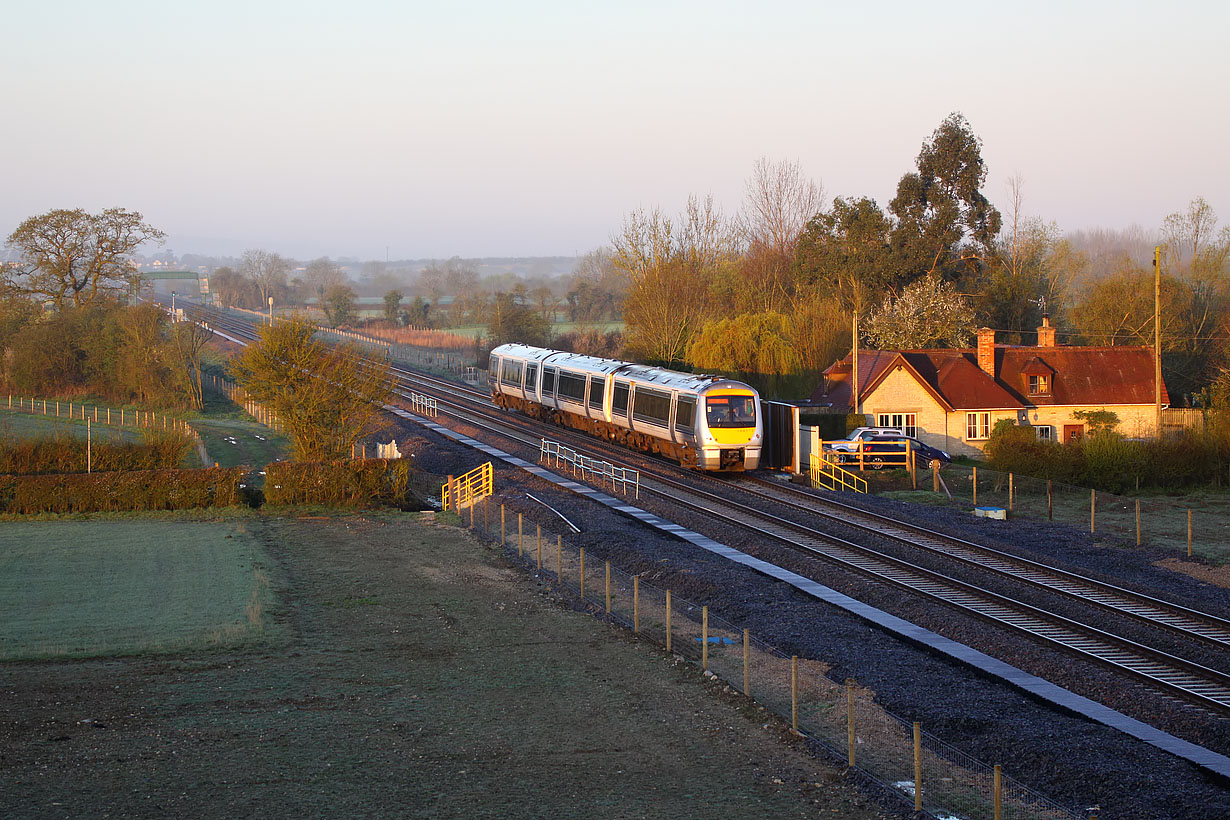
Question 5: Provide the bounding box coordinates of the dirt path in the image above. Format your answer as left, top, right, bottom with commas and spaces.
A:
0, 513, 898, 819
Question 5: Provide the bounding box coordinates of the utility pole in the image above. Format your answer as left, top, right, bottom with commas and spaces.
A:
1154, 246, 1162, 438
852, 311, 860, 420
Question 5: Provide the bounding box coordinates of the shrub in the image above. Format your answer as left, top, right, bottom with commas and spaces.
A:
0, 466, 246, 514
263, 459, 415, 508
0, 431, 194, 474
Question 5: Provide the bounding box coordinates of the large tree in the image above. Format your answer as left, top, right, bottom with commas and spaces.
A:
3, 208, 164, 309
228, 318, 393, 461
889, 113, 1002, 285
240, 249, 290, 311
794, 196, 900, 314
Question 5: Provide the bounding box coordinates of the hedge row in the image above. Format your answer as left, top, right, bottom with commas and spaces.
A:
0, 433, 194, 474
0, 466, 248, 514
264, 459, 414, 508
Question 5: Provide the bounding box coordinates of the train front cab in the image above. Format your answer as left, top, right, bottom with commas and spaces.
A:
696, 387, 762, 470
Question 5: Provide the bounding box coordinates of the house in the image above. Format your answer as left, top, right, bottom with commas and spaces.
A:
810, 318, 1169, 457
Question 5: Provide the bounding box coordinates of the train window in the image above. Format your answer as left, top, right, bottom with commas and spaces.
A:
557, 371, 586, 402
500, 359, 523, 386
706, 395, 757, 427
588, 377, 604, 410
675, 395, 695, 433
632, 388, 671, 426
525, 363, 537, 391
542, 367, 556, 396
612, 381, 630, 417
489, 355, 499, 375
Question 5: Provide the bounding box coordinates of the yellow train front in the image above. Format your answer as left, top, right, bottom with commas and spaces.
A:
489, 344, 762, 471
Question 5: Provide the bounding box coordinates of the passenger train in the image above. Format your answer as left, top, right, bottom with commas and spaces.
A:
488, 343, 762, 471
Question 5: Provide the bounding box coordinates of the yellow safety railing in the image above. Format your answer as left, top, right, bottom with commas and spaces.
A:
442, 462, 494, 511
810, 451, 868, 494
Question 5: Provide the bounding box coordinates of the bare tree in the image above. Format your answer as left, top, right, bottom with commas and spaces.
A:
738, 159, 825, 313
303, 257, 346, 302
170, 316, 215, 410
4, 208, 164, 309
240, 249, 290, 311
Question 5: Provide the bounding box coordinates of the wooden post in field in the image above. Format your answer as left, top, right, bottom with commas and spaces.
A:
910, 447, 916, 490
1136, 499, 1141, 545
932, 459, 939, 492
702, 606, 709, 671
555, 532, 561, 583
469, 498, 474, 528
1008, 473, 1014, 511
847, 681, 856, 767
605, 561, 611, 614
913, 722, 923, 812
743, 630, 750, 696
665, 590, 672, 652
1048, 480, 1053, 520
517, 513, 523, 556
791, 656, 798, 732
972, 467, 977, 505
1091, 489, 1096, 533
500, 504, 506, 545
994, 764, 1002, 820
1188, 509, 1193, 557
633, 576, 640, 633
580, 549, 586, 600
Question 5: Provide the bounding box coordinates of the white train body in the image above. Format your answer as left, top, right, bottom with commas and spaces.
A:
489, 343, 762, 471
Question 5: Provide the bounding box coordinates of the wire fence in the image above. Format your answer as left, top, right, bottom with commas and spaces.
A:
930, 464, 1227, 563
453, 498, 1085, 820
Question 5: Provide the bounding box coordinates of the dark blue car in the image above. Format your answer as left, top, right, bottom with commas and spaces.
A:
842, 435, 951, 469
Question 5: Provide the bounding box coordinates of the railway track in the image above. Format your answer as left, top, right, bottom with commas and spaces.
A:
190, 304, 1230, 715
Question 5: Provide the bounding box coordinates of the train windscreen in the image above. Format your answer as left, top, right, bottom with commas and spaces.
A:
706, 395, 757, 428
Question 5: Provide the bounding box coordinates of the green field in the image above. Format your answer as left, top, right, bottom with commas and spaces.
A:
192, 415, 292, 468
0, 519, 281, 660
0, 409, 144, 445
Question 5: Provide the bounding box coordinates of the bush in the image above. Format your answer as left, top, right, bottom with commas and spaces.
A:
263, 459, 415, 508
0, 466, 247, 514
0, 431, 194, 474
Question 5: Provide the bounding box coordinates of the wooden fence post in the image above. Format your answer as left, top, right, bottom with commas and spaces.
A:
518, 513, 524, 556
1135, 499, 1141, 546
1008, 473, 1014, 511
633, 576, 640, 633
605, 561, 611, 614
743, 630, 750, 696
994, 764, 1002, 820
791, 656, 798, 732
913, 722, 923, 812
847, 680, 856, 767
702, 606, 709, 671
555, 532, 561, 583
665, 590, 672, 652
1188, 509, 1193, 558
501, 504, 506, 545
580, 549, 586, 601
972, 466, 977, 505
1091, 489, 1096, 533
1048, 480, 1053, 520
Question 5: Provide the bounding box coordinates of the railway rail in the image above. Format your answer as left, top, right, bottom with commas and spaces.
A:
189, 304, 1230, 716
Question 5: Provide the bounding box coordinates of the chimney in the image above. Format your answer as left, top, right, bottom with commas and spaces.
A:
1037, 314, 1056, 347
977, 327, 996, 378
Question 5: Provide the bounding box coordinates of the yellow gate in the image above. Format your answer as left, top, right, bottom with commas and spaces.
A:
809, 452, 868, 493
442, 462, 494, 510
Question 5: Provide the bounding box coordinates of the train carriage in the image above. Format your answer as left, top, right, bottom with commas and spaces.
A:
489, 344, 762, 471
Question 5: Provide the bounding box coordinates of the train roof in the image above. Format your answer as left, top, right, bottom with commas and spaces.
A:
492, 343, 757, 395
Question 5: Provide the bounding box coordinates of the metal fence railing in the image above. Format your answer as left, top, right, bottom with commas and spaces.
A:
455, 499, 1085, 820
810, 451, 868, 494
540, 439, 640, 498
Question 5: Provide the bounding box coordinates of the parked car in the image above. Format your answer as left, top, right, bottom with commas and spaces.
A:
825, 426, 905, 455
834, 434, 951, 469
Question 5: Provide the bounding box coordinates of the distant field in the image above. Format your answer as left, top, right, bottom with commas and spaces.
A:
0, 410, 142, 444
192, 415, 292, 469
0, 519, 281, 660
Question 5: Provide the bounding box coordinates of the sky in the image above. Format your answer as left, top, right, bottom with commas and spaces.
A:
2, 1, 1227, 261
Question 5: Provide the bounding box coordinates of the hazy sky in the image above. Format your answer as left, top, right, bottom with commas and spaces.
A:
3, 1, 1226, 260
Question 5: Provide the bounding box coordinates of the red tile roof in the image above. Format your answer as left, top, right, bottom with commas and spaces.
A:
812, 344, 1168, 410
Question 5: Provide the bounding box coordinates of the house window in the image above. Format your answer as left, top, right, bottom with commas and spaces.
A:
1035, 425, 1053, 442
1028, 374, 1050, 395
876, 413, 916, 438
966, 412, 991, 440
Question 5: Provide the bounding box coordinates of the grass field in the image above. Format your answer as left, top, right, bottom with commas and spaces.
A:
0, 518, 281, 660
0, 409, 144, 445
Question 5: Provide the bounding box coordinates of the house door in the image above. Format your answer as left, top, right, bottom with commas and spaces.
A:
1063, 424, 1083, 443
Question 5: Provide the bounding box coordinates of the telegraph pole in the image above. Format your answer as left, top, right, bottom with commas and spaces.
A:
1154, 246, 1162, 438
852, 312, 860, 420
